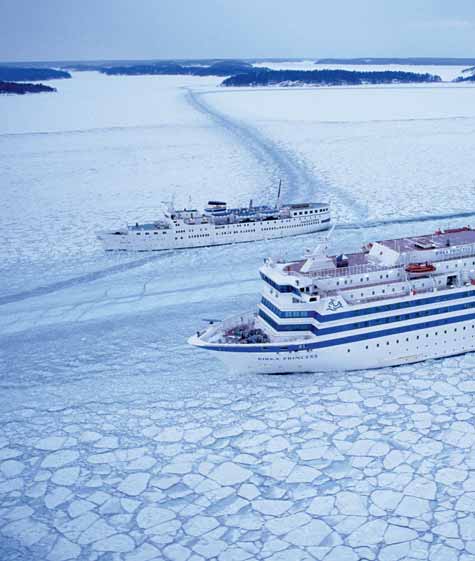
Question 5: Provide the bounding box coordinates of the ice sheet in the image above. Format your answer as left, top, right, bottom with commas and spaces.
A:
207, 83, 475, 223
1, 70, 475, 561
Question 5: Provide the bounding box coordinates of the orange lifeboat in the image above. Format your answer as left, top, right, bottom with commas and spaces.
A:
405, 262, 436, 276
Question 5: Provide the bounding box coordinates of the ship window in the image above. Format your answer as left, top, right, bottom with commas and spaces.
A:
136, 233, 141, 235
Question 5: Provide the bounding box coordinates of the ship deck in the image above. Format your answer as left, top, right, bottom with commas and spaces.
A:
380, 227, 475, 252
284, 227, 475, 278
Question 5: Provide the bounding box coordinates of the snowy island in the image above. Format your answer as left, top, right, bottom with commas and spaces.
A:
456, 67, 475, 82
221, 68, 442, 87
315, 56, 475, 66
0, 67, 71, 81
94, 62, 443, 88
0, 66, 69, 94
99, 60, 253, 77
0, 81, 56, 95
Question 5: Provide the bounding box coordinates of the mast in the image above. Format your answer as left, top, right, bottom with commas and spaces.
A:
276, 179, 282, 209
300, 224, 335, 273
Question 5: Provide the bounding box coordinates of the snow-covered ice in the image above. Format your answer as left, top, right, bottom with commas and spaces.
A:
208, 81, 475, 225
2, 69, 475, 560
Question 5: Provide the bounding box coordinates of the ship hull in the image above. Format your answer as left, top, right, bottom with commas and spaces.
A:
99, 217, 331, 251
191, 317, 475, 374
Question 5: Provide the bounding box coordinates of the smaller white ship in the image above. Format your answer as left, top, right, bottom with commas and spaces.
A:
97, 191, 331, 252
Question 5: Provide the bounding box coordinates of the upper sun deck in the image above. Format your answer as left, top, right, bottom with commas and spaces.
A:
379, 227, 475, 253
283, 226, 475, 280
125, 202, 330, 231
129, 222, 170, 231
286, 202, 329, 210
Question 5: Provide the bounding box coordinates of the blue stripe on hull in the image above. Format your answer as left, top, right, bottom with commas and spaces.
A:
260, 296, 475, 335
260, 290, 475, 321
201, 310, 475, 353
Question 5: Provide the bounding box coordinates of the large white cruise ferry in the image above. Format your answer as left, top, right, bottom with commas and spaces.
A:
190, 226, 475, 373
97, 199, 331, 251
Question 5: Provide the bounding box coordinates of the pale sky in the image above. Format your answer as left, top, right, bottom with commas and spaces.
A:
1, 0, 475, 62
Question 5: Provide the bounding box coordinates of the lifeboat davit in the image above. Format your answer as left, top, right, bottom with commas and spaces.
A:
405, 262, 436, 276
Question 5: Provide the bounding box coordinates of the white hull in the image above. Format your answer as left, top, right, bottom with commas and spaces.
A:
191, 318, 475, 374
99, 213, 331, 251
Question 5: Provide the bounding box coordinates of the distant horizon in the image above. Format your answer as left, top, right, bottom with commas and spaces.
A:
2, 56, 475, 67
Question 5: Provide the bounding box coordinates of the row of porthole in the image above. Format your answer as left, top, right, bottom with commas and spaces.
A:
264, 221, 320, 231
346, 324, 475, 352
295, 209, 328, 215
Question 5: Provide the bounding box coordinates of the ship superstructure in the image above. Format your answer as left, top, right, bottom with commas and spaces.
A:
190, 226, 475, 373
98, 200, 331, 251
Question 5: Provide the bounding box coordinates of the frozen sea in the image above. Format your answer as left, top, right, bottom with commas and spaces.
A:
2, 70, 475, 561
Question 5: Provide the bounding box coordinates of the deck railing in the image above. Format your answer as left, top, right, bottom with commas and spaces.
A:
284, 243, 475, 280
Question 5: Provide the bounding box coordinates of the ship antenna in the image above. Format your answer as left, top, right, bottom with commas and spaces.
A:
300, 224, 335, 273
276, 179, 282, 209
322, 223, 335, 251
